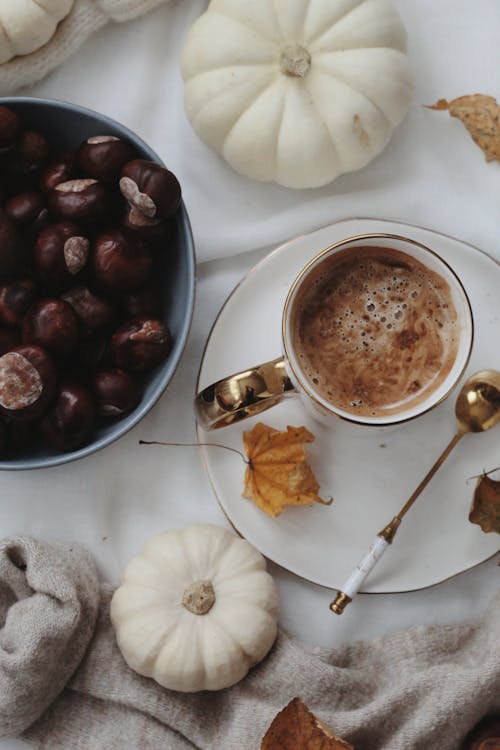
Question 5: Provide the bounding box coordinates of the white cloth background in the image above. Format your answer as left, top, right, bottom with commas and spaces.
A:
1, 2, 500, 747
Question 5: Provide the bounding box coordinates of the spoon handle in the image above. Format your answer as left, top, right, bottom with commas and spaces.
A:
330, 432, 463, 614
329, 516, 401, 614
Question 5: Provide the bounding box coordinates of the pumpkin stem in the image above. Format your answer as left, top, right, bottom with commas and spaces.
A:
280, 44, 311, 78
182, 580, 216, 615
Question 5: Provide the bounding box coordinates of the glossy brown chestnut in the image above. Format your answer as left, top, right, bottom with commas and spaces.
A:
0, 344, 57, 421
0, 420, 7, 454
62, 286, 116, 338
0, 106, 21, 148
7, 418, 40, 451
122, 285, 161, 319
0, 326, 20, 355
47, 179, 112, 224
92, 229, 152, 293
0, 279, 37, 327
0, 106, 21, 149
5, 191, 45, 227
75, 337, 107, 371
92, 368, 140, 416
40, 153, 74, 193
110, 317, 171, 373
22, 299, 79, 358
34, 221, 90, 288
14, 130, 50, 174
0, 209, 23, 279
42, 380, 96, 451
77, 135, 135, 184
122, 203, 170, 247
120, 160, 181, 221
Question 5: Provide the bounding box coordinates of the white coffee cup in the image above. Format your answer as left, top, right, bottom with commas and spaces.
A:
195, 234, 473, 430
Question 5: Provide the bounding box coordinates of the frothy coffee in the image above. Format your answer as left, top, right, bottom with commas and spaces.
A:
292, 246, 460, 418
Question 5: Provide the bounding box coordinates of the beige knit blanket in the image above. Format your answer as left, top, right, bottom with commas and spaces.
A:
0, 536, 499, 749
0, 0, 168, 94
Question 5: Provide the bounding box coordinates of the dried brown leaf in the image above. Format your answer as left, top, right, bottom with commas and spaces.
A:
428, 94, 500, 162
261, 697, 353, 750
242, 423, 331, 518
469, 472, 500, 533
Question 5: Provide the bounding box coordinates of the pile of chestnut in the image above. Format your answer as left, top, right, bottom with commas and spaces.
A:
0, 105, 181, 455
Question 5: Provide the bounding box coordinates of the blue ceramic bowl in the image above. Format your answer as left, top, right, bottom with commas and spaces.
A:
0, 97, 195, 470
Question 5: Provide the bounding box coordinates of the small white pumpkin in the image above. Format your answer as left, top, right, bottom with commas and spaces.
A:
0, 0, 74, 64
110, 524, 279, 692
181, 0, 413, 189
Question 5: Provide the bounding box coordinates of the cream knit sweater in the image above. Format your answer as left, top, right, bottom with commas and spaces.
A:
0, 0, 169, 94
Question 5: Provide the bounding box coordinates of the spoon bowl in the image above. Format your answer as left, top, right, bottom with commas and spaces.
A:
455, 370, 500, 434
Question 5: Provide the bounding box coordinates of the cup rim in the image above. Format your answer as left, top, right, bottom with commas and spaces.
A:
282, 232, 474, 427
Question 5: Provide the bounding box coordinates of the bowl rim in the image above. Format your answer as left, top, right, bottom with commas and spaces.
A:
0, 96, 196, 470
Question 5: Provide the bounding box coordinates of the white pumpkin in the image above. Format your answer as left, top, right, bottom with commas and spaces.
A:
0, 0, 74, 64
110, 524, 279, 692
181, 0, 413, 189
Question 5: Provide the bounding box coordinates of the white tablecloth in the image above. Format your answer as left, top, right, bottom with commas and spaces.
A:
2, 1, 500, 747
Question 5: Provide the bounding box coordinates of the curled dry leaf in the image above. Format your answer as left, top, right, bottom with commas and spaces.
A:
261, 697, 353, 750
469, 470, 500, 534
242, 422, 331, 518
428, 95, 500, 162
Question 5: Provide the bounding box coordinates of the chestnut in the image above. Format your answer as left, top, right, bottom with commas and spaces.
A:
0, 326, 21, 355
77, 135, 135, 184
120, 160, 181, 221
92, 229, 152, 293
22, 299, 79, 359
0, 420, 7, 454
61, 286, 116, 338
5, 191, 45, 228
41, 380, 96, 451
7, 419, 40, 451
0, 106, 21, 149
122, 203, 170, 247
0, 209, 23, 279
92, 368, 140, 416
47, 179, 112, 224
110, 317, 171, 372
14, 130, 50, 174
40, 153, 74, 193
0, 344, 57, 421
75, 337, 107, 371
0, 279, 37, 327
122, 285, 161, 319
34, 221, 90, 288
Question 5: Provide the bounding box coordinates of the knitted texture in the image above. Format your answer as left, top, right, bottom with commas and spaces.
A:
0, 536, 99, 737
0, 536, 498, 749
0, 0, 168, 94
26, 586, 500, 749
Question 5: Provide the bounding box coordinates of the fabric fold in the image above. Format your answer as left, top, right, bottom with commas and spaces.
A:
0, 537, 100, 738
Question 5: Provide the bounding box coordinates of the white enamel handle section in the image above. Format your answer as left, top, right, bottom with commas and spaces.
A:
330, 534, 390, 614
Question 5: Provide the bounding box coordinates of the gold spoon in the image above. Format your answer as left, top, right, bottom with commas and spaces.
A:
330, 370, 500, 615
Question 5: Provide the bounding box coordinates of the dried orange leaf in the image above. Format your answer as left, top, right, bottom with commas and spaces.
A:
242, 423, 331, 518
428, 94, 500, 162
261, 697, 353, 750
469, 472, 500, 534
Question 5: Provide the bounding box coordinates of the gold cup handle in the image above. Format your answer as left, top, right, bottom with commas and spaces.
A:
195, 357, 297, 430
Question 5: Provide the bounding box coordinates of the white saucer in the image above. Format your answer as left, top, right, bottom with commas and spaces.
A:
196, 219, 500, 593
